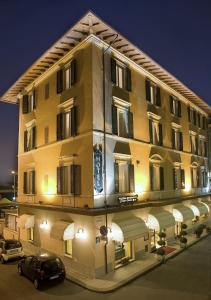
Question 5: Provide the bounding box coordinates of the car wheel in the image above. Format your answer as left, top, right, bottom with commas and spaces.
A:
0, 256, 5, 264
18, 266, 23, 276
34, 278, 40, 289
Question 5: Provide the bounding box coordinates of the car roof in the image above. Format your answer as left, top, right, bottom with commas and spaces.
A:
30, 254, 59, 262
4, 239, 20, 243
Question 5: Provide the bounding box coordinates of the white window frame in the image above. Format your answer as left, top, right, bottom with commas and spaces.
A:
116, 62, 126, 89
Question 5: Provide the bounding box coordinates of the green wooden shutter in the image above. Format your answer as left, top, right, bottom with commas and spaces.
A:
114, 162, 119, 193
149, 119, 153, 143
156, 86, 161, 106
178, 101, 181, 117
172, 129, 175, 149
33, 89, 36, 110
187, 107, 191, 122
169, 96, 173, 114
160, 166, 164, 190
22, 95, 29, 114
112, 105, 118, 135
32, 127, 36, 149
172, 168, 177, 190
128, 111, 134, 138
71, 165, 81, 195
179, 131, 183, 151
191, 168, 194, 187
126, 67, 132, 91
150, 165, 154, 191
23, 172, 28, 194
57, 113, 63, 141
195, 137, 198, 155
57, 167, 63, 194
71, 59, 77, 85
111, 58, 116, 84
31, 170, 36, 194
197, 113, 201, 128
24, 130, 28, 152
128, 164, 135, 192
193, 110, 197, 125
71, 106, 77, 136
181, 169, 185, 189
57, 69, 63, 93
145, 79, 151, 102
159, 123, 163, 146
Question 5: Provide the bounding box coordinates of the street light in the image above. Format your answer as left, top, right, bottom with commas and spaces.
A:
11, 170, 17, 201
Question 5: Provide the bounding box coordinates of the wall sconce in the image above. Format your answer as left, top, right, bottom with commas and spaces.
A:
40, 220, 49, 230
75, 228, 87, 240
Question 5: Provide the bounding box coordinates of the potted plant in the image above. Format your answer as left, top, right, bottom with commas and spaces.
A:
156, 247, 166, 263
180, 236, 187, 248
194, 226, 203, 238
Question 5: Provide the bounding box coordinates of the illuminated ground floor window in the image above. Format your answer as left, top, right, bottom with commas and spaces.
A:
27, 228, 34, 241
115, 241, 133, 267
65, 239, 73, 257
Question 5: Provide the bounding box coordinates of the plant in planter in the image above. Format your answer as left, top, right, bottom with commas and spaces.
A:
157, 239, 166, 247
156, 247, 166, 263
180, 236, 187, 248
181, 223, 187, 230
158, 231, 166, 248
179, 224, 188, 248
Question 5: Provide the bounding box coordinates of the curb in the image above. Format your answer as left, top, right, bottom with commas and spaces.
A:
66, 233, 210, 293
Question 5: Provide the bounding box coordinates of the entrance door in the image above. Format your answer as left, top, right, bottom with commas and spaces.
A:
115, 241, 133, 267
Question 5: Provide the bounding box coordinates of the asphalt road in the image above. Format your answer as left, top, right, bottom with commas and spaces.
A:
0, 236, 210, 300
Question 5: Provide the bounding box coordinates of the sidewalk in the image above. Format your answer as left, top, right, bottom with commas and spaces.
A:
66, 232, 210, 292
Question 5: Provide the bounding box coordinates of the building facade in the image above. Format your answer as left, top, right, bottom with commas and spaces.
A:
1, 12, 211, 278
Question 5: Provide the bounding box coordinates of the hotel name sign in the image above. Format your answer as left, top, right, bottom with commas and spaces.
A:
118, 195, 138, 204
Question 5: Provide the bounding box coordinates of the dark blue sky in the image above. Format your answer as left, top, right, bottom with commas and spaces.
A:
0, 0, 211, 185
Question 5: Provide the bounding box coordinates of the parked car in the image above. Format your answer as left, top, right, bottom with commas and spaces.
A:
0, 239, 24, 263
18, 254, 66, 289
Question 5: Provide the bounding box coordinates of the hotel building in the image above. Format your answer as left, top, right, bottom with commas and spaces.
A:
1, 12, 211, 278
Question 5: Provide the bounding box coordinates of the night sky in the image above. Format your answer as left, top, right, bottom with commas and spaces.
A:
0, 0, 211, 185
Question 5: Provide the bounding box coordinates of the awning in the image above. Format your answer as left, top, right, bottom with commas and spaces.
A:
18, 214, 34, 229
190, 202, 209, 216
50, 221, 74, 241
147, 210, 175, 230
112, 217, 148, 243
201, 199, 211, 212
173, 205, 194, 222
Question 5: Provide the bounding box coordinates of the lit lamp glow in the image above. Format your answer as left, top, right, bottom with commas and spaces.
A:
75, 228, 87, 240
40, 220, 49, 230
184, 183, 191, 192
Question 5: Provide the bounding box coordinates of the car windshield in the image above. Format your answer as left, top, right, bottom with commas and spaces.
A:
42, 258, 63, 273
5, 241, 22, 250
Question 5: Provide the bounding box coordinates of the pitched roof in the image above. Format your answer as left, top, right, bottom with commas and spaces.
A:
1, 11, 210, 114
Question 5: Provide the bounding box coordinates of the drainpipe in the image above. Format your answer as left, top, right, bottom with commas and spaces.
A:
102, 34, 118, 274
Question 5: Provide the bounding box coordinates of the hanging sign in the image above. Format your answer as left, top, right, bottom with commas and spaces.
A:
118, 195, 138, 204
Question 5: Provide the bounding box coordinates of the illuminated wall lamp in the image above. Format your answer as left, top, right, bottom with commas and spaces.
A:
75, 228, 87, 240
40, 220, 49, 230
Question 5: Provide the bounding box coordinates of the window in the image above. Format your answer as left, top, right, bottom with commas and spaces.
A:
201, 169, 208, 188
23, 170, 36, 195
172, 128, 183, 151
190, 132, 198, 155
114, 160, 134, 193
111, 58, 131, 91
24, 126, 36, 152
191, 167, 200, 188
27, 228, 34, 242
65, 239, 72, 257
57, 106, 77, 140
149, 119, 163, 146
57, 164, 81, 195
6, 215, 17, 231
202, 116, 208, 130
172, 167, 185, 190
112, 101, 133, 138
22, 90, 36, 114
169, 96, 181, 117
188, 107, 197, 125
145, 79, 161, 106
44, 83, 49, 99
56, 59, 77, 94
150, 164, 164, 191
199, 138, 207, 157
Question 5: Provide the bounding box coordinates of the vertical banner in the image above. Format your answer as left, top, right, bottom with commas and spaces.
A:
94, 144, 103, 193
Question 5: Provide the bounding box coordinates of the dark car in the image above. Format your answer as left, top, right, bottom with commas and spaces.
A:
18, 254, 66, 289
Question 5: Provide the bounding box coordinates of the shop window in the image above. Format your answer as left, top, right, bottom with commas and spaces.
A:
65, 239, 73, 257
115, 241, 133, 267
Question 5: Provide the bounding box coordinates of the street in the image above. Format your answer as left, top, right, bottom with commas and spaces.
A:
0, 236, 210, 300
